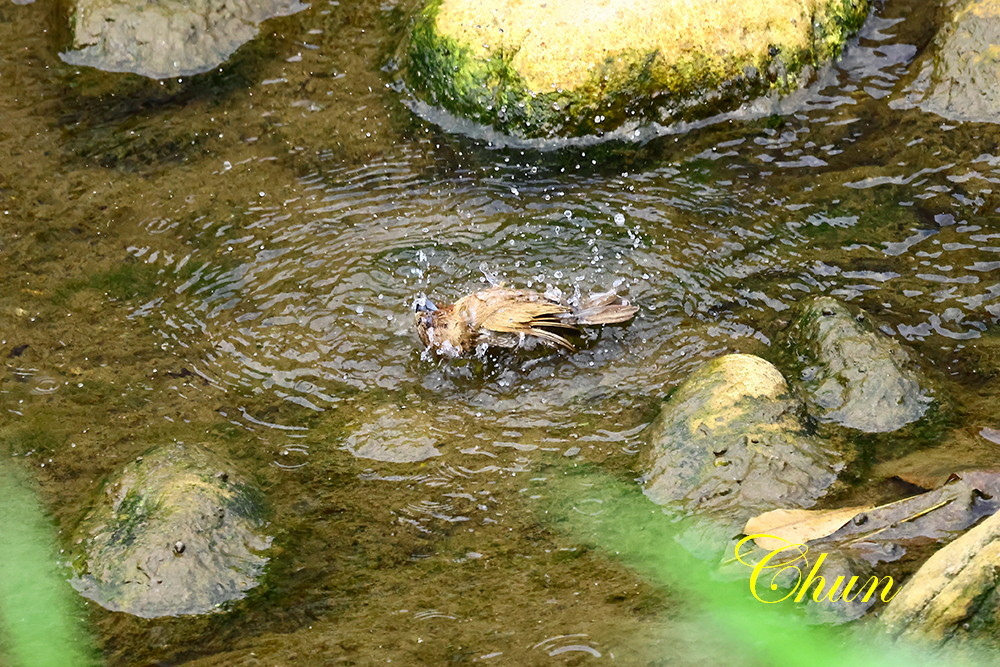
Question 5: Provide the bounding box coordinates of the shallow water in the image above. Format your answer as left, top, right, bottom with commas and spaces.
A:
2, 0, 999, 663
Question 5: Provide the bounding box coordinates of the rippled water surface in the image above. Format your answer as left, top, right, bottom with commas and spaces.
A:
2, 0, 999, 663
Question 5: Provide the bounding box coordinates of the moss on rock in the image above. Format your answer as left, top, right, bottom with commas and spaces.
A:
404, 0, 871, 139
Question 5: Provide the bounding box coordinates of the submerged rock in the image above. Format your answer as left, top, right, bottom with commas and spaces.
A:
881, 503, 1000, 644
892, 0, 1000, 124
60, 0, 308, 79
343, 403, 444, 463
403, 0, 871, 139
785, 297, 934, 433
69, 443, 272, 618
642, 354, 844, 524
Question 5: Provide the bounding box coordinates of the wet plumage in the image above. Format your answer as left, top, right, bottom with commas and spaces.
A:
413, 286, 638, 357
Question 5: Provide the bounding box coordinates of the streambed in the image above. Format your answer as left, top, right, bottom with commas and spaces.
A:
1, 0, 999, 663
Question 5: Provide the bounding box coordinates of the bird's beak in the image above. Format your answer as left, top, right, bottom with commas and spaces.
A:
413, 295, 438, 313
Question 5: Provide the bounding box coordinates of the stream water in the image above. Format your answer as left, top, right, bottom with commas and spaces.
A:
1, 0, 999, 664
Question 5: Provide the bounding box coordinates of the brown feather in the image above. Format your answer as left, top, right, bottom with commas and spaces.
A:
480, 302, 569, 332
522, 327, 576, 351
574, 303, 639, 325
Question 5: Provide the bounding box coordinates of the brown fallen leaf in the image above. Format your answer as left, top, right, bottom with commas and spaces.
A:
747, 470, 1000, 560
737, 471, 1000, 622
744, 505, 872, 551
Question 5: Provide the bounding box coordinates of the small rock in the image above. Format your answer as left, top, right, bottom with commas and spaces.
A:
69, 442, 272, 618
60, 0, 308, 79
642, 354, 845, 524
342, 403, 444, 463
784, 297, 934, 433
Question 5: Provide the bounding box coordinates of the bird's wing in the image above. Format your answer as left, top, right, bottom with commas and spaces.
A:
478, 300, 578, 350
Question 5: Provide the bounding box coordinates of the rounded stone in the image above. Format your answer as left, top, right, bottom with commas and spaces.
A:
642, 354, 844, 522
60, 0, 308, 79
404, 0, 871, 139
785, 297, 935, 434
894, 0, 1000, 124
68, 443, 272, 618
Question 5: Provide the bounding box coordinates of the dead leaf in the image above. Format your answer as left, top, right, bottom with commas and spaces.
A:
744, 505, 872, 551
780, 470, 1000, 565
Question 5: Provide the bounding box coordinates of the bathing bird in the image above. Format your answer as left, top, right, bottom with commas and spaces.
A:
413, 285, 638, 357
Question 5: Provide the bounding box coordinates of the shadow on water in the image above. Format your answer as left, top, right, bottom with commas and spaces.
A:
1, 0, 1000, 663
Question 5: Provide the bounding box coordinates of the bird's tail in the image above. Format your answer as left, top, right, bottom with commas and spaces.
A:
571, 291, 638, 325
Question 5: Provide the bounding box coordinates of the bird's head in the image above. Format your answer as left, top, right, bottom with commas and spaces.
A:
413, 295, 441, 348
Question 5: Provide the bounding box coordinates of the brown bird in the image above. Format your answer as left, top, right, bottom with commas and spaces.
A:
414, 285, 638, 357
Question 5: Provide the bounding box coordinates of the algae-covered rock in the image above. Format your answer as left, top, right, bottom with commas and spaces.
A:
786, 297, 934, 433
881, 505, 1000, 645
892, 0, 1000, 124
69, 443, 272, 618
60, 0, 308, 79
642, 354, 844, 523
404, 0, 871, 139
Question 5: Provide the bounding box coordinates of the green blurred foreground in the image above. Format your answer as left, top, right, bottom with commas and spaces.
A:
0, 462, 96, 667
1, 456, 995, 666
539, 467, 994, 667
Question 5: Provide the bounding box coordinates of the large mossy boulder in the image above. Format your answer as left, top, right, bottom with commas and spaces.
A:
69, 443, 272, 618
893, 0, 1000, 123
642, 354, 845, 524
784, 297, 935, 433
404, 0, 871, 139
881, 506, 1000, 646
60, 0, 307, 79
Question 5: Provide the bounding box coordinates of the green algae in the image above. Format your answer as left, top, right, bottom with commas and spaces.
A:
54, 260, 160, 304
103, 489, 158, 549
0, 426, 66, 459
